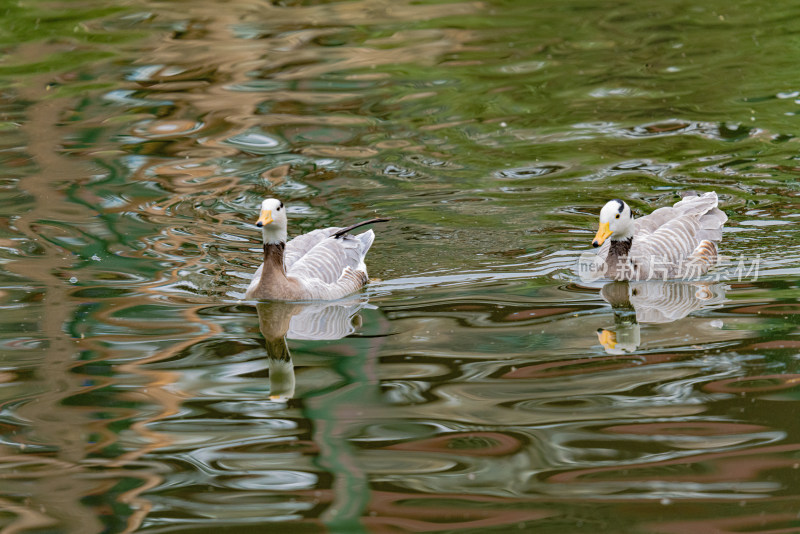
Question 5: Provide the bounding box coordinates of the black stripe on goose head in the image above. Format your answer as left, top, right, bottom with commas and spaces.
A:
612, 199, 625, 213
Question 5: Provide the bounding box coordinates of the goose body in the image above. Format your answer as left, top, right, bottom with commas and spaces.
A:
592, 192, 727, 280
245, 198, 387, 301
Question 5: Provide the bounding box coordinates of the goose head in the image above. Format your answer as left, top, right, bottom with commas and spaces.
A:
593, 199, 634, 247
256, 198, 288, 245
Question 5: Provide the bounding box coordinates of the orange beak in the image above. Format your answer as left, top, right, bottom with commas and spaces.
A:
256, 210, 273, 227
592, 221, 612, 247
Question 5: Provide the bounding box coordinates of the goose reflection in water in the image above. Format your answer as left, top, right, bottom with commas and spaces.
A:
597, 281, 727, 354
256, 299, 368, 400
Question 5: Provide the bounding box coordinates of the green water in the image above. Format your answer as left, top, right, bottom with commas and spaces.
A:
1, 0, 800, 532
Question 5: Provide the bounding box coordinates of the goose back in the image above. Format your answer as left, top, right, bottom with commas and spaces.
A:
287, 229, 373, 284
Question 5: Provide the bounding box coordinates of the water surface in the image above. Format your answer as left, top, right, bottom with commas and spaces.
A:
1, 0, 800, 532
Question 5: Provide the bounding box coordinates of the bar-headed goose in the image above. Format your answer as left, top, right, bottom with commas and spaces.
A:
245, 198, 388, 301
591, 191, 727, 280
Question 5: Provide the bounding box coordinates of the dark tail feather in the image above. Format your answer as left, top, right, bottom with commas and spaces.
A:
332, 217, 390, 239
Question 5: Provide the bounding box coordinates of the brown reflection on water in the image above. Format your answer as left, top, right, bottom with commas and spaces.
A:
704, 374, 800, 394
363, 491, 554, 532
0, 454, 162, 534
111, 306, 221, 465
547, 442, 800, 489
2, 289, 218, 531
116, 0, 484, 168
0, 51, 125, 533
387, 431, 525, 457
646, 509, 800, 534
603, 421, 771, 437
1, 48, 231, 527
6, 0, 800, 532
502, 352, 686, 379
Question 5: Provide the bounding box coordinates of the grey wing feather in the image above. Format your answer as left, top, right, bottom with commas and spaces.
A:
630, 192, 726, 277
634, 192, 726, 237
284, 228, 339, 270
634, 206, 674, 237
287, 230, 373, 285
632, 216, 700, 265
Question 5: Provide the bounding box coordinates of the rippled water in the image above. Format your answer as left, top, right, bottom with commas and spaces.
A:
2, 0, 800, 532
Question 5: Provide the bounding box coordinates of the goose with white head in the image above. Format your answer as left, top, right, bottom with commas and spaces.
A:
245, 198, 388, 301
591, 192, 727, 280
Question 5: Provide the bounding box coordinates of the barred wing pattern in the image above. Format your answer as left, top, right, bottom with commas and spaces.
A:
283, 228, 338, 270
285, 229, 374, 300
631, 215, 705, 277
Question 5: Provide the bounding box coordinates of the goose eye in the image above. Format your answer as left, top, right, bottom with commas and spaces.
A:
615, 214, 620, 219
